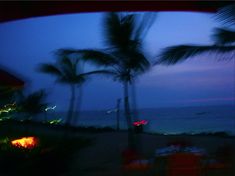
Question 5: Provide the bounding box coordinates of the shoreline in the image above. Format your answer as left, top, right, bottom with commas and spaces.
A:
1, 119, 235, 138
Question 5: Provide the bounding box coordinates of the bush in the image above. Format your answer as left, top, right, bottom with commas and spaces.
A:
0, 135, 91, 176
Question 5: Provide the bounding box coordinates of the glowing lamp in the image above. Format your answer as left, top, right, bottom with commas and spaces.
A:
133, 120, 148, 126
11, 137, 38, 149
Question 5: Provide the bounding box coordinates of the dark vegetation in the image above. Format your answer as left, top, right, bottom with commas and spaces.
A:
0, 123, 92, 176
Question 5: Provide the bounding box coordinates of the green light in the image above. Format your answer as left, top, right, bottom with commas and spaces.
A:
0, 116, 12, 122
48, 118, 61, 125
0, 103, 16, 115
0, 137, 9, 144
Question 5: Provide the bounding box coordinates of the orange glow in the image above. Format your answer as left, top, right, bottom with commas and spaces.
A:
11, 137, 38, 149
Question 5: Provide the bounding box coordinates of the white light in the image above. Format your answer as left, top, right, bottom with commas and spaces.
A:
45, 105, 56, 112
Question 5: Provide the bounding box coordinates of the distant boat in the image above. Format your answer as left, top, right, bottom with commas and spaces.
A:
195, 112, 208, 115
106, 109, 117, 114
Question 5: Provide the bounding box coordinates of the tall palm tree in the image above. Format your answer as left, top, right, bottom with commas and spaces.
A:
38, 56, 111, 127
57, 12, 155, 148
157, 4, 235, 65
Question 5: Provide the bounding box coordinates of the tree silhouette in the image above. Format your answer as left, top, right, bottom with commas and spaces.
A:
157, 4, 235, 65
38, 56, 111, 127
57, 12, 155, 148
17, 89, 48, 120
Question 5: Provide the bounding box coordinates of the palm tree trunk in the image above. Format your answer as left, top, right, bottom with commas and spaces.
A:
131, 80, 139, 122
131, 80, 143, 154
66, 85, 76, 128
116, 98, 121, 131
123, 81, 135, 149
73, 86, 83, 125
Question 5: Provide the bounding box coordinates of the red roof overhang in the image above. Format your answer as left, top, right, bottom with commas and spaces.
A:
0, 1, 233, 23
0, 69, 24, 88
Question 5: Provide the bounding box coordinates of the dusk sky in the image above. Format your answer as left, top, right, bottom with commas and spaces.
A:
0, 11, 234, 111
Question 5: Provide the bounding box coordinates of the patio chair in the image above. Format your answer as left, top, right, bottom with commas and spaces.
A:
204, 145, 234, 175
167, 153, 202, 176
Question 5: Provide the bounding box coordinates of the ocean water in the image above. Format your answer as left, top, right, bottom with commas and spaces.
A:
43, 105, 235, 135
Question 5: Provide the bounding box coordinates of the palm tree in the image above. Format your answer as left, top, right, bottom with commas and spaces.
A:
0, 87, 16, 107
38, 56, 111, 128
17, 89, 48, 121
157, 4, 235, 65
16, 89, 48, 134
57, 12, 155, 148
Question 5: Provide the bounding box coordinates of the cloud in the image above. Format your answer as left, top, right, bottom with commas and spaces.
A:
178, 97, 235, 103
148, 61, 233, 77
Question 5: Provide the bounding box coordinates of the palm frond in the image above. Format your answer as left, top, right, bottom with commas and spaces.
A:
104, 12, 136, 51
79, 69, 117, 77
19, 89, 48, 115
56, 48, 78, 57
213, 28, 235, 45
56, 48, 118, 66
59, 56, 76, 77
216, 4, 235, 26
59, 56, 74, 68
59, 70, 116, 84
38, 63, 62, 76
104, 12, 122, 48
77, 49, 118, 66
55, 12, 152, 85
126, 50, 151, 73
135, 13, 156, 40
56, 76, 77, 85
157, 45, 235, 65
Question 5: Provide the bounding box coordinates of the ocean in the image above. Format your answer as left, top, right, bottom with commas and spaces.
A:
42, 105, 235, 135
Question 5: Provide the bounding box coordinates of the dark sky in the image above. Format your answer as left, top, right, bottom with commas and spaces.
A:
0, 12, 234, 111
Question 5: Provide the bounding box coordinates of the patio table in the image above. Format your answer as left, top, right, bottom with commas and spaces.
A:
153, 145, 208, 176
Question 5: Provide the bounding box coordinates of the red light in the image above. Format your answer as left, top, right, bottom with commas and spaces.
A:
133, 120, 148, 126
